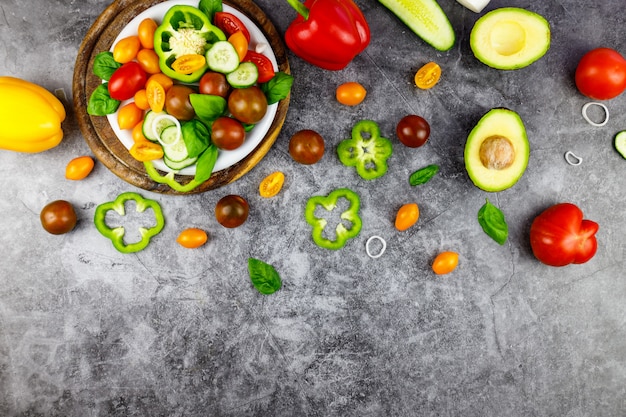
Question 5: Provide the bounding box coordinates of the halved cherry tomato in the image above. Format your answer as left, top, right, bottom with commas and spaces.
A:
171, 54, 206, 75
134, 89, 150, 110
113, 36, 141, 64
395, 203, 419, 231
117, 102, 144, 130
129, 140, 164, 161
147, 73, 173, 92
259, 171, 285, 198
132, 121, 148, 143
176, 228, 209, 249
138, 18, 157, 49
136, 48, 161, 74
336, 82, 367, 106
228, 31, 249, 62
415, 61, 441, 89
145, 79, 166, 113
65, 156, 95, 180
243, 50, 275, 83
214, 12, 250, 42
432, 251, 459, 275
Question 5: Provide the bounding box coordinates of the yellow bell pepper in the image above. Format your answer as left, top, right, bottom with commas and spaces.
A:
0, 76, 66, 152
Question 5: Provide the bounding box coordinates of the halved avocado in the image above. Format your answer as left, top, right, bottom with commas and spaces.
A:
464, 108, 529, 192
470, 8, 550, 70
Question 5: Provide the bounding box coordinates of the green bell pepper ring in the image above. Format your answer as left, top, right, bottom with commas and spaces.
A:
94, 192, 165, 253
337, 119, 393, 180
305, 188, 362, 250
153, 5, 226, 83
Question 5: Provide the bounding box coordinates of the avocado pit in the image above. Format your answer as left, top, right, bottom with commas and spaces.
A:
479, 135, 515, 170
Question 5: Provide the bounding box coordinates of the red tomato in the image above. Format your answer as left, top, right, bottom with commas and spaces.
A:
243, 50, 275, 83
575, 47, 626, 100
228, 86, 267, 124
211, 116, 245, 150
40, 200, 77, 235
215, 195, 249, 228
108, 62, 147, 101
199, 72, 230, 97
529, 203, 599, 267
289, 130, 325, 165
214, 12, 250, 42
396, 115, 430, 148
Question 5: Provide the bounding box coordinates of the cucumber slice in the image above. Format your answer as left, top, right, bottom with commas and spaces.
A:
142, 110, 168, 142
227, 62, 259, 88
379, 0, 455, 51
158, 124, 181, 146
158, 124, 189, 163
615, 131, 626, 159
164, 155, 198, 171
206, 41, 240, 74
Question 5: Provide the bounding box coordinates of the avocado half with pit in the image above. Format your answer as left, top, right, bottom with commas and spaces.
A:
470, 8, 550, 70
464, 108, 529, 192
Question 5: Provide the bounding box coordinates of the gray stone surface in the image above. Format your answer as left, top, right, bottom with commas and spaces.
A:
1, 0, 625, 415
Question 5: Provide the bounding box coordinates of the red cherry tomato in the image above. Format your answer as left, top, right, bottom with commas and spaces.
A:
575, 47, 626, 100
396, 115, 430, 148
40, 200, 77, 235
199, 72, 230, 97
289, 130, 325, 165
243, 50, 276, 83
529, 203, 599, 267
228, 86, 267, 124
215, 195, 249, 228
211, 116, 245, 150
108, 62, 147, 101
214, 12, 250, 42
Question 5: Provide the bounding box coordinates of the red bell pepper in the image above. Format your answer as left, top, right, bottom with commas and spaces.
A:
284, 0, 370, 70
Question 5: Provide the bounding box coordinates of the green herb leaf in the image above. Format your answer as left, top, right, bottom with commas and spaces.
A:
181, 120, 210, 158
198, 0, 222, 21
248, 258, 282, 295
260, 72, 294, 105
478, 198, 508, 245
189, 93, 227, 123
409, 164, 439, 186
194, 145, 218, 184
87, 83, 120, 116
92, 52, 121, 81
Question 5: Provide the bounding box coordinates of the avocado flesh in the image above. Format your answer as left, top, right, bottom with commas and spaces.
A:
470, 7, 550, 70
464, 108, 529, 192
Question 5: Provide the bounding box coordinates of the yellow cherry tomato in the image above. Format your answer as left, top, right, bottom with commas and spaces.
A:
65, 156, 95, 180
113, 36, 141, 64
336, 82, 367, 106
228, 31, 249, 62
129, 140, 164, 161
136, 48, 161, 74
133, 89, 150, 110
176, 228, 209, 248
145, 79, 166, 113
259, 171, 285, 198
147, 73, 174, 92
132, 121, 148, 143
138, 18, 157, 49
415, 61, 441, 90
171, 54, 206, 75
117, 102, 144, 130
395, 203, 419, 231
432, 251, 459, 275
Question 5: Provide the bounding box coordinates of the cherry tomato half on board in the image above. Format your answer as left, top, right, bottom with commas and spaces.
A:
214, 12, 251, 42
243, 51, 276, 83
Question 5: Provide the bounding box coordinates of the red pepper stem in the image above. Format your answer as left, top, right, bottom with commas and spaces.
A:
286, 0, 310, 20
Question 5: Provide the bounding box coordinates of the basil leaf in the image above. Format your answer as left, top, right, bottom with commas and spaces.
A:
87, 83, 120, 116
189, 94, 227, 123
92, 52, 121, 81
409, 164, 439, 186
248, 258, 282, 295
478, 199, 508, 245
194, 145, 218, 184
181, 120, 210, 158
260, 72, 294, 105
198, 0, 222, 21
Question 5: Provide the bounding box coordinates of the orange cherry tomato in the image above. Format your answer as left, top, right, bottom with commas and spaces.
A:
171, 54, 206, 75
136, 48, 161, 74
336, 82, 367, 106
228, 31, 249, 62
432, 251, 459, 275
65, 156, 95, 180
145, 79, 166, 113
133, 89, 150, 110
129, 140, 164, 161
113, 36, 141, 64
138, 18, 157, 49
415, 61, 441, 90
176, 228, 209, 248
259, 171, 285, 198
147, 73, 173, 91
132, 121, 148, 143
117, 102, 144, 130
395, 203, 419, 231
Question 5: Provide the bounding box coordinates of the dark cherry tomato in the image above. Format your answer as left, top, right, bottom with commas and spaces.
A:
211, 116, 245, 150
214, 12, 250, 42
228, 86, 268, 124
215, 195, 249, 228
575, 47, 626, 100
199, 71, 230, 98
396, 115, 430, 148
40, 200, 77, 235
165, 84, 195, 121
289, 129, 325, 165
108, 61, 147, 101
243, 50, 276, 83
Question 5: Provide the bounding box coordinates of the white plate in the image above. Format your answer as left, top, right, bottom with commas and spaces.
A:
106, 0, 279, 176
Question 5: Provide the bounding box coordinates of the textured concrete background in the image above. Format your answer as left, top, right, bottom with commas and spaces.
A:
1, 0, 625, 416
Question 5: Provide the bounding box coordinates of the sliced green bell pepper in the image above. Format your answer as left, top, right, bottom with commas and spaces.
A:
305, 188, 362, 250
144, 161, 203, 193
94, 192, 165, 253
337, 119, 393, 180
153, 5, 226, 83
